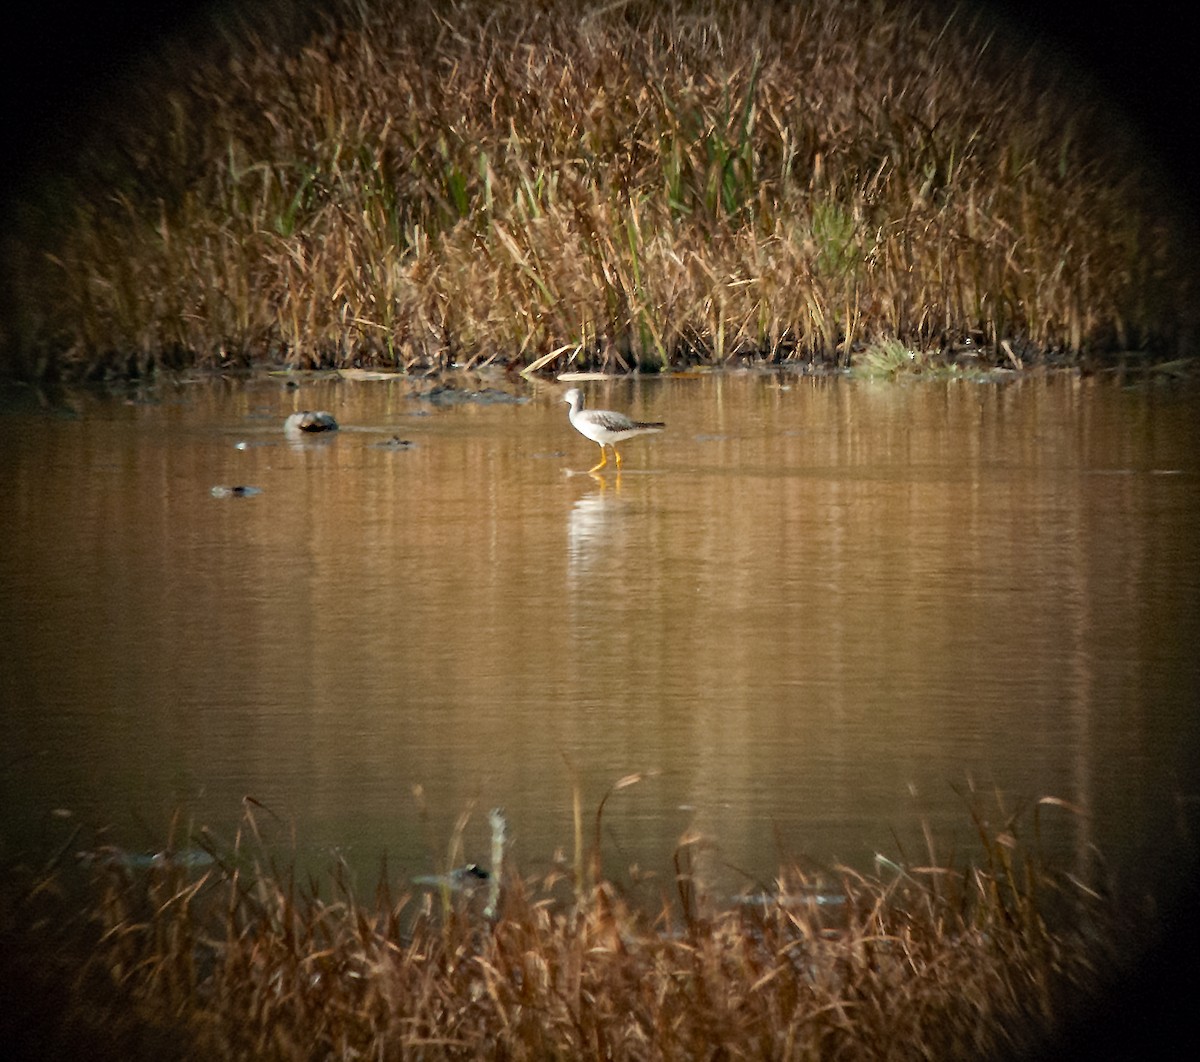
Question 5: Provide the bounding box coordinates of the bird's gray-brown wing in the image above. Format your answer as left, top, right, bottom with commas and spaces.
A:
588, 410, 639, 432
591, 411, 665, 431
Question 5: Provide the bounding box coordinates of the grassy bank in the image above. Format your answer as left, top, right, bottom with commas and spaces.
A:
1, 796, 1137, 1060
1, 0, 1194, 380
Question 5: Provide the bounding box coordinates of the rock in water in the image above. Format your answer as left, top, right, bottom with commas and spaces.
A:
284, 410, 339, 434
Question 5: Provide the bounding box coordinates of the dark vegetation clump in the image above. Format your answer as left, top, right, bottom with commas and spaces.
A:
1, 0, 1194, 380
0, 795, 1160, 1060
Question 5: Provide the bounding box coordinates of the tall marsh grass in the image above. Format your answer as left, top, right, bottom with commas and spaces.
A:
1, 0, 1194, 379
2, 795, 1135, 1060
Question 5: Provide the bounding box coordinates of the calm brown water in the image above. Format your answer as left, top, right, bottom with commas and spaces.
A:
3, 370, 1199, 901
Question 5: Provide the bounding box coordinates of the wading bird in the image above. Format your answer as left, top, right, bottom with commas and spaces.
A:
563, 388, 665, 472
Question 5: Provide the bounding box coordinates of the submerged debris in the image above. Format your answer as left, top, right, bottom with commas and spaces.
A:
412, 863, 490, 892
76, 846, 216, 871
211, 485, 261, 498
416, 385, 528, 406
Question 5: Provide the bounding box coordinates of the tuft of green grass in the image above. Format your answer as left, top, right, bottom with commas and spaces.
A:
853, 337, 925, 377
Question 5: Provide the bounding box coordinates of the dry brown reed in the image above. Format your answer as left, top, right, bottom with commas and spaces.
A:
1, 0, 1193, 381
1, 794, 1132, 1061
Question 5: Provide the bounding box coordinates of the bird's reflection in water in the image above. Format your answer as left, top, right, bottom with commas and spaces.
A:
566, 473, 626, 578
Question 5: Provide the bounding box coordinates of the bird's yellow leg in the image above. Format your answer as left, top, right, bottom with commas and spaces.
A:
613, 447, 623, 470
588, 445, 608, 473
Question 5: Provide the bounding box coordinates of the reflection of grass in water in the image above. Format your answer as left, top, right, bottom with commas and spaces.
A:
2, 0, 1191, 380
2, 792, 1137, 1059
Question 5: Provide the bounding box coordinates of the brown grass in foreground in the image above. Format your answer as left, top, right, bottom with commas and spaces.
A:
1, 0, 1194, 380
0, 796, 1134, 1060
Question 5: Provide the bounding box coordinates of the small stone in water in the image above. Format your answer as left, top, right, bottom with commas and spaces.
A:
284, 410, 339, 434
211, 485, 262, 498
